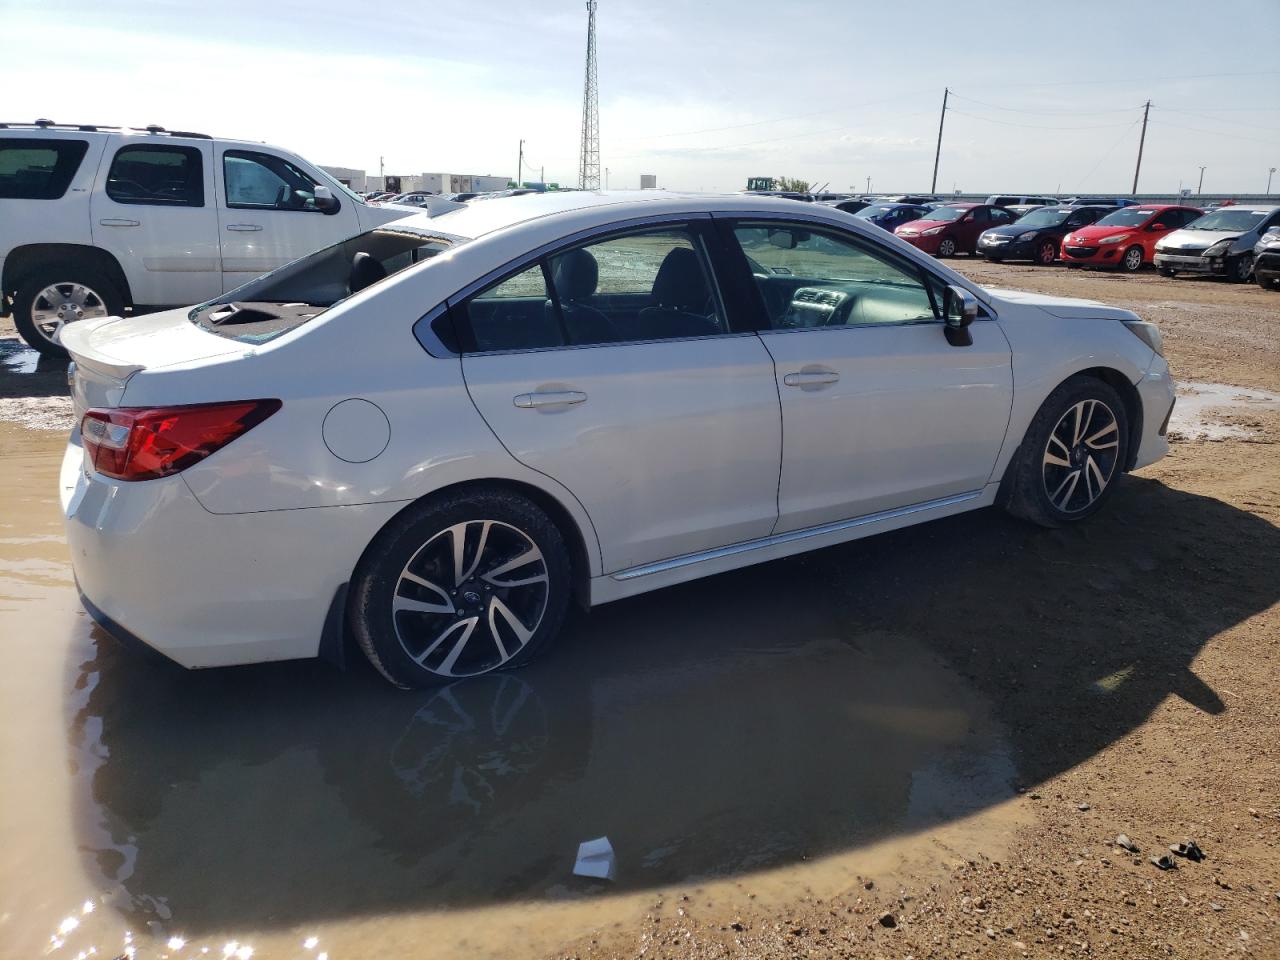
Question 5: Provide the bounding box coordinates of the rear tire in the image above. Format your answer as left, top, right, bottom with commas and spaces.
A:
1257, 272, 1279, 291
1004, 375, 1130, 529
13, 264, 123, 359
350, 488, 572, 688
1120, 245, 1144, 273
1037, 239, 1057, 265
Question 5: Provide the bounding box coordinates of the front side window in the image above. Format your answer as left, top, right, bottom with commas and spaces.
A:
732, 223, 938, 328
0, 138, 88, 199
456, 225, 728, 352
223, 149, 330, 212
105, 144, 204, 206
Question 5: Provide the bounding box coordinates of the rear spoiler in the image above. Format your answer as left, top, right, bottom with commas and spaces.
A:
58, 317, 145, 381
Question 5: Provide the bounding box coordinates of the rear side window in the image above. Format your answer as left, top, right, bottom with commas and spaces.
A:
106, 145, 204, 206
0, 138, 88, 199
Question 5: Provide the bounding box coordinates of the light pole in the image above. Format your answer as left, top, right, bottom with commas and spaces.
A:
1197, 166, 1206, 195
605, 167, 610, 189
1269, 167, 1277, 195
865, 175, 871, 194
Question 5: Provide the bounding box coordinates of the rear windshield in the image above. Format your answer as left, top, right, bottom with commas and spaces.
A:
0, 137, 88, 199
190, 225, 458, 343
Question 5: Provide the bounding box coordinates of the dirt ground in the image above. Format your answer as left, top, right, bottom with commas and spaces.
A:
0, 261, 1278, 960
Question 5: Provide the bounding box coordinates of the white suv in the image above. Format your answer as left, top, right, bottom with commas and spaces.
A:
0, 120, 412, 356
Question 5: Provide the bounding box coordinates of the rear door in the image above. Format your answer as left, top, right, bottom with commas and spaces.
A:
721, 218, 1013, 532
457, 218, 782, 573
214, 144, 360, 289
88, 135, 221, 306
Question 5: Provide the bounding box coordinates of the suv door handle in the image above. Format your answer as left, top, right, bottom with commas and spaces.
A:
226, 224, 264, 232
783, 370, 840, 387
513, 391, 587, 408
98, 218, 139, 227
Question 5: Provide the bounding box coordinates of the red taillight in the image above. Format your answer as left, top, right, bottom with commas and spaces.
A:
81, 399, 281, 481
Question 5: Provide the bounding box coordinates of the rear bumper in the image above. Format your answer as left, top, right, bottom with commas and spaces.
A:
61, 435, 402, 668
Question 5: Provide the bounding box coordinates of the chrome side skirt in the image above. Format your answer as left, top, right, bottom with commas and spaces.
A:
611, 490, 984, 582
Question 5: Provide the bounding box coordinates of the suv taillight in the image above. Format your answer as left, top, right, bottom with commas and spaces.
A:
81, 400, 281, 481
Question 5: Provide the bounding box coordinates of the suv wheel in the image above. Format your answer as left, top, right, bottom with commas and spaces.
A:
351, 488, 572, 688
13, 265, 123, 358
1005, 375, 1129, 528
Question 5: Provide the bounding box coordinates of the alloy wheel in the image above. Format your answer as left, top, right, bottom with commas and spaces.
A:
1041, 399, 1121, 514
1038, 241, 1056, 265
392, 519, 550, 678
30, 282, 110, 344
1123, 247, 1143, 272
938, 238, 956, 257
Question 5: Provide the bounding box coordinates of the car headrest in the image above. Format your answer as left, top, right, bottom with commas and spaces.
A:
349, 251, 387, 294
553, 248, 599, 302
651, 247, 706, 312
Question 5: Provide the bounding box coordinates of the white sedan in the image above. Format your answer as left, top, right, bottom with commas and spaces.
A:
59, 191, 1175, 687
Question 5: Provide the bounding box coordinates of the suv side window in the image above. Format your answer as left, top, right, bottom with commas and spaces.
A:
223, 149, 331, 213
456, 224, 728, 352
732, 222, 938, 328
105, 144, 204, 206
0, 138, 88, 200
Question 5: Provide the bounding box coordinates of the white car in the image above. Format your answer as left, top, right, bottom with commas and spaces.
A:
0, 120, 414, 356
1154, 204, 1280, 282
59, 190, 1175, 687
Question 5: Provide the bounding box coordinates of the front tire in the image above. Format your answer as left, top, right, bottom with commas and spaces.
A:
13, 265, 123, 358
1120, 245, 1144, 273
1037, 239, 1057, 265
350, 488, 572, 688
1005, 375, 1130, 529
1157, 266, 1176, 278
1257, 272, 1280, 291
1226, 253, 1253, 284
937, 237, 957, 258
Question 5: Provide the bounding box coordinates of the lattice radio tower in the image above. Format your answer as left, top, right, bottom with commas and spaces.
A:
577, 0, 601, 190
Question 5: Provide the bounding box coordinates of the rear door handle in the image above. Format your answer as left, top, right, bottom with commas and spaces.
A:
98, 218, 139, 227
783, 370, 840, 387
226, 224, 264, 232
513, 390, 587, 408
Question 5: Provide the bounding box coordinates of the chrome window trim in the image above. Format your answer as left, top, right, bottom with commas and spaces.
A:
612, 489, 984, 581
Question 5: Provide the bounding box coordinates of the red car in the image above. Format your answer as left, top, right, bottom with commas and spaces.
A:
1061, 204, 1203, 272
894, 203, 1019, 257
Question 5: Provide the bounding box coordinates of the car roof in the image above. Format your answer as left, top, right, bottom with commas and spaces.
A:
388, 190, 821, 240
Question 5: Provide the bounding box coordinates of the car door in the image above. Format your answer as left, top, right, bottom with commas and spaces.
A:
720, 218, 1013, 533
957, 207, 989, 251
457, 218, 783, 573
88, 136, 221, 306
215, 144, 359, 289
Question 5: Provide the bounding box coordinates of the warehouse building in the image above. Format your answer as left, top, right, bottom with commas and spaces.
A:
323, 167, 509, 195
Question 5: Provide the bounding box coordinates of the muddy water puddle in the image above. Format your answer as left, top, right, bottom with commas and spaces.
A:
0, 422, 1029, 960
1168, 381, 1280, 441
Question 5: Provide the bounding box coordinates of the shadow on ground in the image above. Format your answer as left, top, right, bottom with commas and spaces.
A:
69, 475, 1274, 932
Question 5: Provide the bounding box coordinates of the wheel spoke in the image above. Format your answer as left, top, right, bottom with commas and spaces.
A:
450, 521, 492, 587
489, 595, 535, 652
481, 544, 546, 588
393, 571, 455, 615
436, 616, 482, 675
1050, 469, 1081, 510
69, 285, 90, 306
1086, 455, 1109, 498
1084, 420, 1118, 449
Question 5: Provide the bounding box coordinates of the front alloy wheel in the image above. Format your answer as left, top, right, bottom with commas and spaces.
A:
1041, 399, 1121, 514
937, 237, 957, 258
1228, 254, 1253, 284
1121, 246, 1144, 272
1037, 240, 1057, 265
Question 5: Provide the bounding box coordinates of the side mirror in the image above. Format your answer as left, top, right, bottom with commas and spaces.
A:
313, 184, 338, 213
1148, 223, 1168, 232
943, 284, 978, 347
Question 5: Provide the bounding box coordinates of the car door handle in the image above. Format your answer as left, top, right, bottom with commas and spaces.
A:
98, 218, 139, 227
226, 223, 264, 232
783, 370, 840, 387
513, 391, 587, 408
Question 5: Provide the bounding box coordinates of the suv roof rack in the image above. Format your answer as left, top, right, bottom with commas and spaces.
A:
0, 120, 212, 139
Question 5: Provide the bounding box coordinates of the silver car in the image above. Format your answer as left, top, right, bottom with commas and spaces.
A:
1154, 205, 1280, 282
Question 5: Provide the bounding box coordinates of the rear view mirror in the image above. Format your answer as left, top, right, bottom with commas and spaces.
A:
768, 229, 798, 250
314, 185, 338, 213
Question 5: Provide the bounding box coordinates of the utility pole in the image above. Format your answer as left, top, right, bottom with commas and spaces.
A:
540, 165, 544, 185
379, 155, 384, 188
517, 139, 524, 188
1269, 167, 1277, 195
1131, 100, 1151, 196
930, 86, 949, 195
605, 167, 610, 189
577, 0, 601, 190
1197, 166, 1206, 195
865, 175, 871, 194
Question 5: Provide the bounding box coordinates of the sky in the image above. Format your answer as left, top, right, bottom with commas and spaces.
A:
4, 0, 1279, 195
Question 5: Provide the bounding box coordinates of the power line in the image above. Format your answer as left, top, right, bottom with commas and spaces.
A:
1074, 120, 1141, 190
947, 108, 1136, 131
1149, 119, 1280, 148
948, 91, 1145, 116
